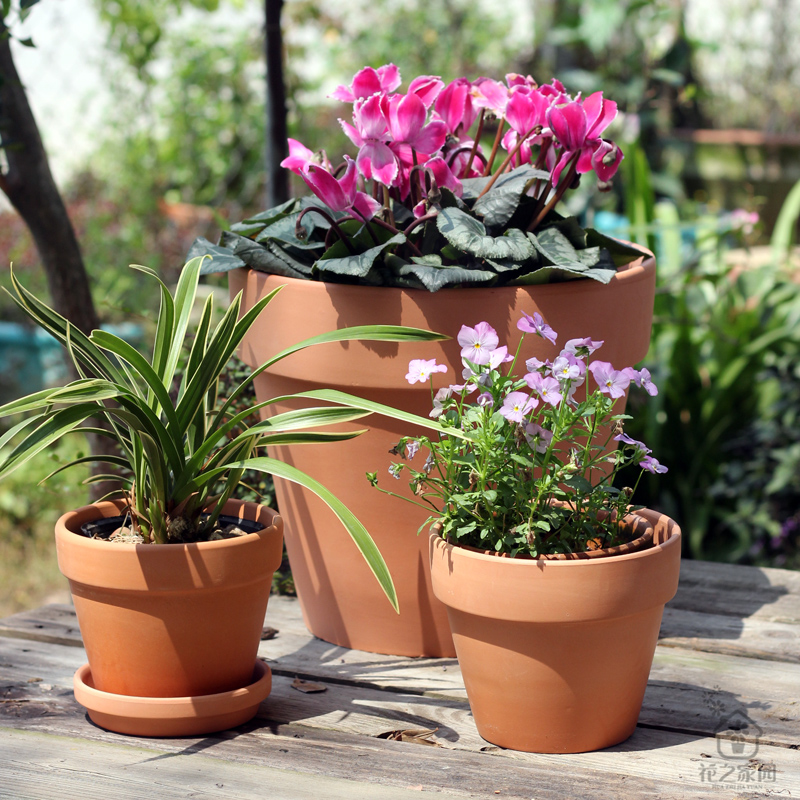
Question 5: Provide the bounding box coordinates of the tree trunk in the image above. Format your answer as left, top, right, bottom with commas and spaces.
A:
0, 21, 99, 335
0, 21, 115, 500
264, 0, 289, 209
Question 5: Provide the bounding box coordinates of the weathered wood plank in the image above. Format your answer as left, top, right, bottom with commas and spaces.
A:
0, 728, 450, 800
659, 607, 800, 663
673, 560, 800, 622
2, 709, 796, 799
2, 636, 799, 752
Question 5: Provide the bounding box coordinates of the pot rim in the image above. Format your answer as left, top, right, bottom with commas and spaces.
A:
56, 498, 281, 553
431, 507, 680, 570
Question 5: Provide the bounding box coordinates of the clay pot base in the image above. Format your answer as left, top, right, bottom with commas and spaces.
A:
73, 660, 271, 737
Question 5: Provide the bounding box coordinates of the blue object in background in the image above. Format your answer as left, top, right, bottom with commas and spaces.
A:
0, 322, 145, 404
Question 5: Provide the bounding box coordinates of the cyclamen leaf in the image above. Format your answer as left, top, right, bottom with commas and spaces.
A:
220, 231, 311, 278
314, 233, 406, 279
393, 261, 497, 292
473, 166, 549, 228
189, 238, 246, 274
436, 207, 534, 262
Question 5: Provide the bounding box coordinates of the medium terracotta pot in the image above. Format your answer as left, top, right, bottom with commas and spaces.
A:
56, 498, 283, 734
230, 250, 655, 657
429, 508, 681, 753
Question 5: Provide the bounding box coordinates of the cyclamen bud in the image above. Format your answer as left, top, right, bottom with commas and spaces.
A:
602, 144, 619, 166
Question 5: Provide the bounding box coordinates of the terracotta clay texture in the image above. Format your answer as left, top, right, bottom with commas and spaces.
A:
55, 499, 283, 705
72, 660, 272, 738
230, 251, 655, 657
428, 509, 682, 753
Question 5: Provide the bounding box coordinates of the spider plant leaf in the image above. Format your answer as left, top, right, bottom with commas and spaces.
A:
197, 456, 398, 611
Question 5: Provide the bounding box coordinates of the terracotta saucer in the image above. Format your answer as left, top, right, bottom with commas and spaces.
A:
73, 659, 271, 737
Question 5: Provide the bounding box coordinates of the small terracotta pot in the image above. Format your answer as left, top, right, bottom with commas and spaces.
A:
230, 249, 655, 657
429, 508, 681, 753
56, 498, 283, 734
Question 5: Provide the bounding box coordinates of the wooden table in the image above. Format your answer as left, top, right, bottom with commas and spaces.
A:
1, 559, 799, 799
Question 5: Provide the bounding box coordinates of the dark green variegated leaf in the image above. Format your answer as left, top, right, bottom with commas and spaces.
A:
220, 231, 312, 278
189, 238, 246, 274
256, 211, 326, 251
460, 176, 492, 201
437, 207, 534, 261
394, 260, 497, 292
527, 228, 618, 283
585, 228, 648, 266
233, 198, 298, 228
513, 263, 615, 285
314, 233, 406, 279
473, 166, 549, 228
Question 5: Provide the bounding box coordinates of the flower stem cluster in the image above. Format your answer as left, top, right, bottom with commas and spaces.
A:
373, 315, 666, 556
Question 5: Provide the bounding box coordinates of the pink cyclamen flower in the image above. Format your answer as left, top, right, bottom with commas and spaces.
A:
470, 78, 509, 118
458, 321, 499, 365
524, 422, 553, 454
434, 78, 478, 136
564, 337, 604, 356
517, 311, 557, 344
301, 156, 382, 220
501, 88, 552, 167
388, 93, 447, 156
280, 138, 330, 174
547, 92, 623, 186
340, 94, 398, 186
330, 64, 402, 103
588, 361, 631, 399
407, 75, 445, 108
640, 455, 668, 474
499, 391, 537, 423
406, 358, 447, 385
524, 371, 563, 406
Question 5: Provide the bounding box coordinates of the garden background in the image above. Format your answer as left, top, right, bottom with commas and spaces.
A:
1, 0, 800, 615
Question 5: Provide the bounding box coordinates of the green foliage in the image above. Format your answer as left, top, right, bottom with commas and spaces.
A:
370, 331, 663, 557
191, 173, 644, 290
0, 257, 465, 608
624, 223, 800, 562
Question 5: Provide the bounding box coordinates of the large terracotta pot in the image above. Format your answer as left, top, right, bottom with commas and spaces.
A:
230, 250, 655, 657
56, 498, 283, 735
429, 508, 681, 753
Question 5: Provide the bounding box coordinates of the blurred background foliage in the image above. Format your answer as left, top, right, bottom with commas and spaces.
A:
1, 0, 800, 613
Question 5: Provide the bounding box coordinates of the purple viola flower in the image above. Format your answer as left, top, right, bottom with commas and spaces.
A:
388, 463, 402, 480
487, 345, 514, 369
458, 321, 499, 365
524, 422, 553, 454
588, 361, 631, 399
499, 391, 537, 423
640, 455, 668, 474
624, 366, 658, 397
525, 371, 563, 406
613, 432, 651, 455
429, 386, 453, 418
564, 337, 604, 356
477, 391, 493, 407
525, 356, 551, 373
406, 358, 447, 385
551, 352, 585, 383
517, 311, 557, 344
405, 440, 420, 459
